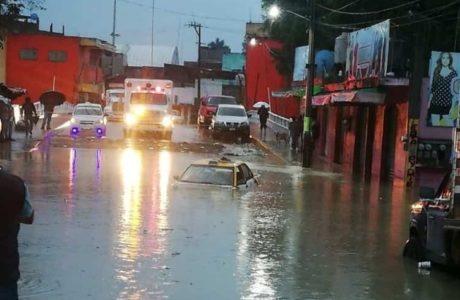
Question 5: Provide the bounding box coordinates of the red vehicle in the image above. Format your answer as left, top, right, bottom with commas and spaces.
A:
197, 95, 237, 126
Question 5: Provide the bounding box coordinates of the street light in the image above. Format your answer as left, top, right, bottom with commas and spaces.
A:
249, 37, 257, 47
268, 4, 307, 20
268, 5, 281, 19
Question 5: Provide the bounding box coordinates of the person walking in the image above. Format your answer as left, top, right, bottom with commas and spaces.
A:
257, 105, 269, 141
41, 103, 54, 130
0, 100, 10, 143
21, 97, 37, 137
7, 103, 15, 141
0, 167, 34, 300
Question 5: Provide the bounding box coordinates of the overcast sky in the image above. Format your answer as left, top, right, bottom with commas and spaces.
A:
37, 0, 263, 63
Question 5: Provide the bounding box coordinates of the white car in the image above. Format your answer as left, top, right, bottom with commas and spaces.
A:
70, 103, 106, 136
211, 104, 251, 142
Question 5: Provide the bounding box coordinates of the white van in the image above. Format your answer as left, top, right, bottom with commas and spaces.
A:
123, 79, 174, 140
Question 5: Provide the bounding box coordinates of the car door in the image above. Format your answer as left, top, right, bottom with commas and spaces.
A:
236, 164, 255, 190
241, 164, 255, 189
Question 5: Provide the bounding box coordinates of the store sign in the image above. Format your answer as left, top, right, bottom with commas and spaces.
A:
427, 51, 460, 127
346, 20, 390, 81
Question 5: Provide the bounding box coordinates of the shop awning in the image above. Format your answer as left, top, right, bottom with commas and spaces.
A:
331, 88, 386, 104
312, 95, 331, 106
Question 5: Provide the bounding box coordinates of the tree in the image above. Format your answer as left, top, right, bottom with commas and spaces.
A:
0, 0, 45, 47
261, 0, 460, 80
208, 37, 228, 49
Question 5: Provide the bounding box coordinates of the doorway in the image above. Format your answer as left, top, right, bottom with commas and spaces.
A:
334, 107, 345, 164
353, 107, 368, 177
381, 105, 398, 182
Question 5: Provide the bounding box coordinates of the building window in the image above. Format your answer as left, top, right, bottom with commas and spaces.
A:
49, 51, 67, 62
19, 49, 38, 61
90, 50, 101, 67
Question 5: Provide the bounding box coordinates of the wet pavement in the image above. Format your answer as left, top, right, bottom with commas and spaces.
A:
1, 123, 460, 299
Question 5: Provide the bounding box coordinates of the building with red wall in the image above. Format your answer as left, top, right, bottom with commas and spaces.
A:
245, 23, 287, 110
6, 31, 114, 104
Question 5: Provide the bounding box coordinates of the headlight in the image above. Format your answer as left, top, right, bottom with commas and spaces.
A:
162, 116, 172, 127
135, 106, 145, 116
99, 119, 104, 124
71, 117, 76, 124
125, 113, 137, 125
240, 121, 249, 126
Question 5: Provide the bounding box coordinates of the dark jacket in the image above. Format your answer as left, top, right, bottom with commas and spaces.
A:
21, 102, 37, 117
258, 106, 269, 123
0, 171, 26, 285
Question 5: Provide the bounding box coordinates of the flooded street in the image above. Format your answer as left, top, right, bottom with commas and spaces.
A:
0, 126, 459, 300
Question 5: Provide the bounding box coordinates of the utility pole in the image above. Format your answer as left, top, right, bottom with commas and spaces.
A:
302, 0, 316, 168
188, 22, 203, 101
151, 0, 155, 67
110, 0, 118, 76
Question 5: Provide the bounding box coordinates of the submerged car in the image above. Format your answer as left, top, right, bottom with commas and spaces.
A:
174, 158, 259, 189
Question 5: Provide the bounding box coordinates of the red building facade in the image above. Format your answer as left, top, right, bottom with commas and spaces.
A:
6, 32, 114, 104
245, 23, 287, 110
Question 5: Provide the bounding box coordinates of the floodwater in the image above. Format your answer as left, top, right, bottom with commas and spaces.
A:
1, 131, 460, 299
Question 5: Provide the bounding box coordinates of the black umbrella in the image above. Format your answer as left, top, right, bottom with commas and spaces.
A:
0, 83, 26, 100
39, 91, 66, 107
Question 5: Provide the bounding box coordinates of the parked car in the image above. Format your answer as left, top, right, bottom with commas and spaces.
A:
198, 95, 236, 127
174, 158, 259, 189
69, 103, 106, 136
210, 104, 251, 142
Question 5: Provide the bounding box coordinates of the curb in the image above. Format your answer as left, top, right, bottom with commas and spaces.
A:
251, 137, 289, 164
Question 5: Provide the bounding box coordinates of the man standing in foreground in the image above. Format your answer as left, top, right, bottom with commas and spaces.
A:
257, 105, 269, 141
21, 98, 37, 136
0, 168, 34, 300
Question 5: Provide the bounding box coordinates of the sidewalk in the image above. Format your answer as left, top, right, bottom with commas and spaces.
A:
0, 114, 70, 152
250, 121, 342, 173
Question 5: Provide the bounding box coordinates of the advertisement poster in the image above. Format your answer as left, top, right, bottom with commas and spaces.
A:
293, 46, 308, 82
346, 20, 390, 81
427, 51, 460, 127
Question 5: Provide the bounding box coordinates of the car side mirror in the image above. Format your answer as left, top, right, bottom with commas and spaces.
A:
173, 175, 180, 181
419, 187, 436, 199
68, 112, 72, 115
247, 113, 252, 118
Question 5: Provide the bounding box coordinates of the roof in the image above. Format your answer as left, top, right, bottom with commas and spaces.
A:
193, 158, 243, 168
75, 102, 102, 108
217, 104, 245, 109
122, 44, 180, 67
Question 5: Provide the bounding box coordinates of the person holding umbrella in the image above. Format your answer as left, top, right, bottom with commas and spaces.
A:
257, 104, 269, 141
39, 91, 66, 130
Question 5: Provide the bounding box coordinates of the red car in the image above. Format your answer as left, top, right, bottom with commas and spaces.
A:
198, 95, 237, 126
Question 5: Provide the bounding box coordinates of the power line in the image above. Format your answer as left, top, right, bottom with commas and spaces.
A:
320, 1, 460, 29
323, 0, 365, 17
317, 0, 420, 16
118, 0, 247, 22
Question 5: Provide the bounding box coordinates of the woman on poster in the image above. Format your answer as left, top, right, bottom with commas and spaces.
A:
428, 52, 458, 126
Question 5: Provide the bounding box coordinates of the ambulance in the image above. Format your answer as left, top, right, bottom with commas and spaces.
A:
123, 79, 174, 140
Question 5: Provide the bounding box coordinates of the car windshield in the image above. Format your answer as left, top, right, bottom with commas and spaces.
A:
208, 97, 236, 107
131, 93, 167, 105
180, 165, 233, 186
218, 107, 246, 117
73, 107, 102, 116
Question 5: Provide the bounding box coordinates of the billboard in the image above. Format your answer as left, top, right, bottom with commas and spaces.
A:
427, 51, 460, 127
293, 46, 308, 82
346, 20, 390, 81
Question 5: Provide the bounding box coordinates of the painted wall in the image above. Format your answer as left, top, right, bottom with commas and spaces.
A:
245, 39, 287, 110
6, 33, 80, 103
0, 39, 6, 83
270, 95, 300, 118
